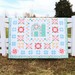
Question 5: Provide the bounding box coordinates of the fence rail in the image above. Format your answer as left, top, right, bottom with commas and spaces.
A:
0, 17, 74, 56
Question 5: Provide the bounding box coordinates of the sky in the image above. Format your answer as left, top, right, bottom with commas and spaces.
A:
0, 0, 75, 17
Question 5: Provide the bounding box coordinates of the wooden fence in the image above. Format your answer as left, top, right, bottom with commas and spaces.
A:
0, 17, 75, 56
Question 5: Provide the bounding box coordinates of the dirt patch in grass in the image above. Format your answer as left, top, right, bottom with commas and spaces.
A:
0, 55, 75, 75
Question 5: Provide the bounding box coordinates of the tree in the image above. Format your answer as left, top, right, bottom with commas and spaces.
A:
55, 0, 73, 17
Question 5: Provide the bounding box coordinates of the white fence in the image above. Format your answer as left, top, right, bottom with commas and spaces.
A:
0, 17, 75, 56
0, 18, 8, 56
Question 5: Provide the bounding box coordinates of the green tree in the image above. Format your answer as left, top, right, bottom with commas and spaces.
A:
55, 0, 73, 17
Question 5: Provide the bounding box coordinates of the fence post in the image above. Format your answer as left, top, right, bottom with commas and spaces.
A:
72, 16, 75, 56
0, 17, 7, 56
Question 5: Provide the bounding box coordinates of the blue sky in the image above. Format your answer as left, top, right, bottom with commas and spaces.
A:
0, 0, 75, 17
2, 0, 18, 4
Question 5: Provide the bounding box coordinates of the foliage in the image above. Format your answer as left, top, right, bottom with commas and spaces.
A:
55, 0, 73, 17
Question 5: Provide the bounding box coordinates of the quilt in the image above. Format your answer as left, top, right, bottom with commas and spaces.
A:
9, 18, 68, 58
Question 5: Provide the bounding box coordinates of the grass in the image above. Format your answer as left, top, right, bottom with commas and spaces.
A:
6, 28, 9, 38
68, 28, 71, 38
0, 55, 75, 75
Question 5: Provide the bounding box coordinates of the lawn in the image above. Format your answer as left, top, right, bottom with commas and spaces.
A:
68, 28, 71, 38
0, 55, 75, 75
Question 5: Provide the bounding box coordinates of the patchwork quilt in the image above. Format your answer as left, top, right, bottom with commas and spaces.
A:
9, 18, 68, 59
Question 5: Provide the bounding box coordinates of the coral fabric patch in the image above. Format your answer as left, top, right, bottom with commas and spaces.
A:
9, 18, 68, 59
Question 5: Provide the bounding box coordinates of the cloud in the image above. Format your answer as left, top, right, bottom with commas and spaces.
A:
69, 0, 75, 12
1, 0, 74, 17
0, 0, 59, 17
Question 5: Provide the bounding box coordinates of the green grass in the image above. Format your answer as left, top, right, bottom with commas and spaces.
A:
6, 28, 9, 38
68, 28, 71, 38
68, 34, 71, 38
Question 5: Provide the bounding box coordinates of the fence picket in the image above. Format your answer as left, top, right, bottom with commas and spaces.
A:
71, 16, 75, 56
